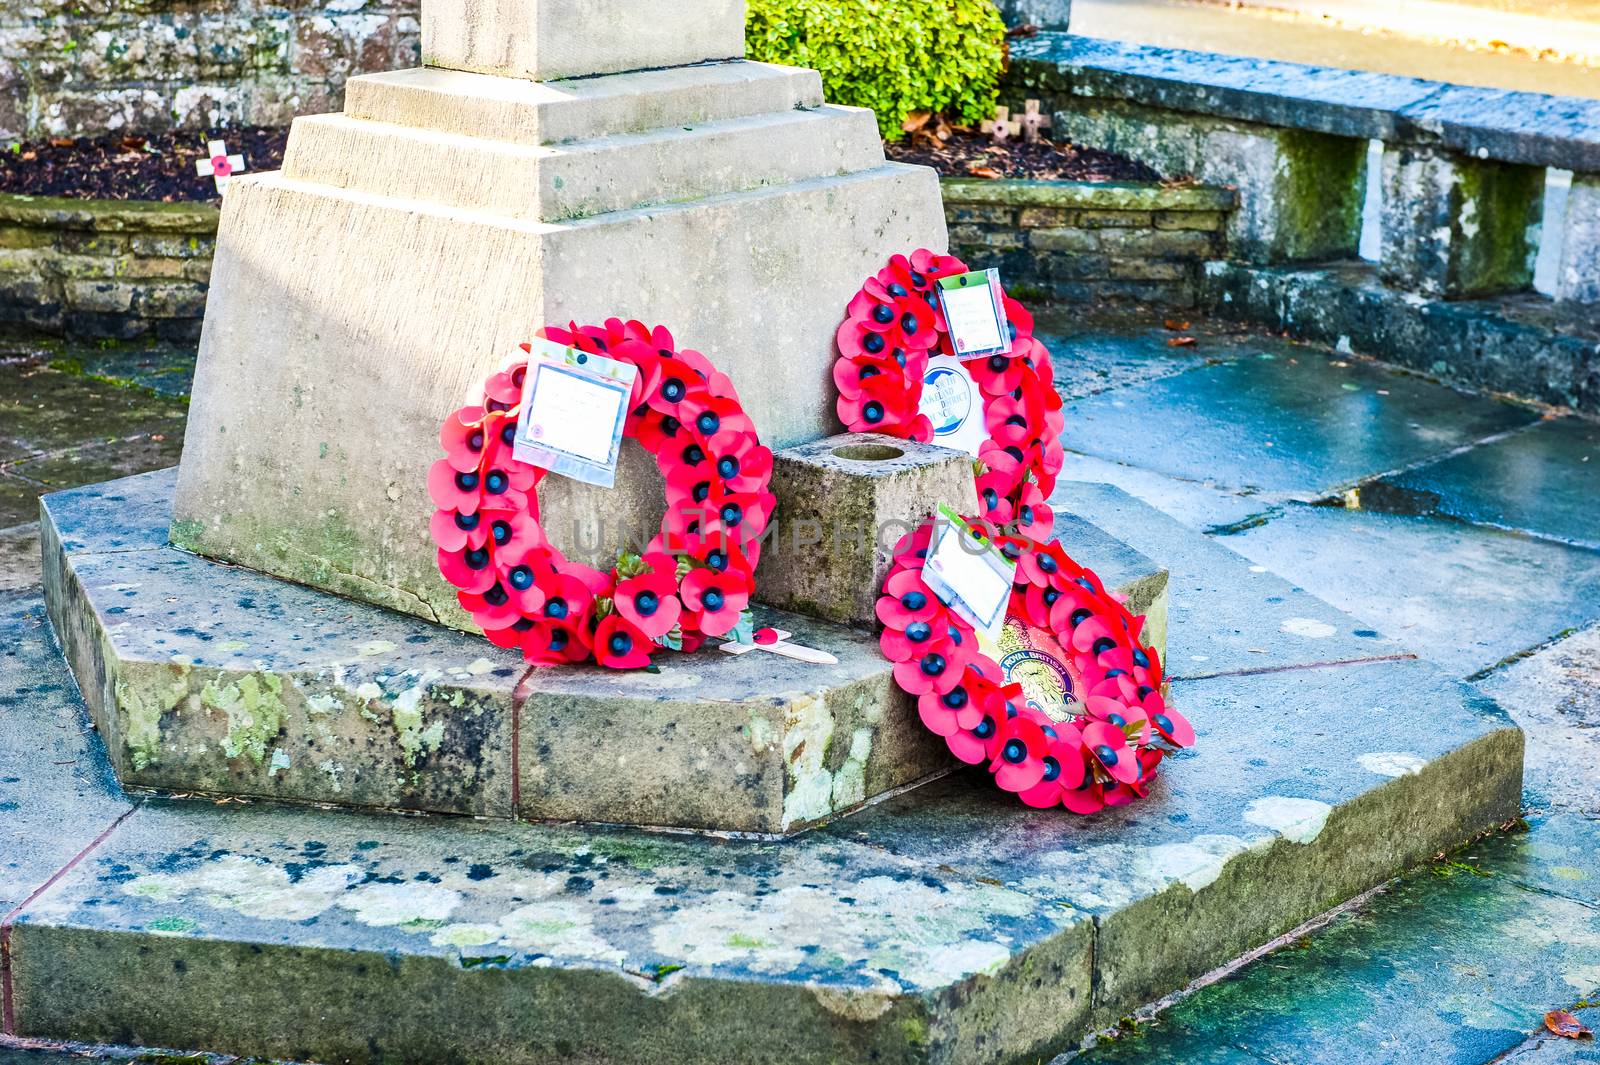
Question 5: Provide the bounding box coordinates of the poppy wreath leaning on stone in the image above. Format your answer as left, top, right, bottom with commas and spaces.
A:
835, 250, 1193, 811
877, 518, 1196, 813
834, 247, 1066, 538
428, 319, 776, 671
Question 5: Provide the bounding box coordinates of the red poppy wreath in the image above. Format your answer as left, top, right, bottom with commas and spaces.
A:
428, 319, 775, 670
837, 250, 1195, 813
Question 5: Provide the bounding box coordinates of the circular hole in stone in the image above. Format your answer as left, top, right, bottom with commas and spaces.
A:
832, 443, 905, 462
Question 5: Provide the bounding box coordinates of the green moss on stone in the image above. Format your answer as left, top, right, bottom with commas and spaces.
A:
1273, 129, 1366, 262
1454, 160, 1543, 294
202, 672, 286, 765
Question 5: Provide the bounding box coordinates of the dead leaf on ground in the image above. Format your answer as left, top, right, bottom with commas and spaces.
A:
50, 137, 75, 148
901, 110, 933, 134
1168, 336, 1197, 348
1546, 1011, 1593, 1039
1162, 319, 1190, 331
967, 165, 1003, 179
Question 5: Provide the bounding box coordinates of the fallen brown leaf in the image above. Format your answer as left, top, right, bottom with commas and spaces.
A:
1547, 1011, 1593, 1039
1162, 319, 1190, 331
901, 110, 932, 134
967, 165, 1002, 179
50, 137, 75, 148
1168, 336, 1197, 348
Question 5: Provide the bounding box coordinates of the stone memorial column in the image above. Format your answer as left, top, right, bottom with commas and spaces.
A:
172, 0, 948, 630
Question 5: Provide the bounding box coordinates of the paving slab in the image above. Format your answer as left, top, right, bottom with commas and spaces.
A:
1032, 308, 1269, 402
822, 656, 1523, 1035
1476, 623, 1600, 818
1074, 824, 1600, 1065
1052, 481, 1404, 677
0, 475, 37, 531
0, 591, 133, 914
1054, 450, 1271, 533
1225, 504, 1600, 678
1057, 349, 1538, 500
3, 645, 1520, 1064
0, 527, 41, 593
0, 364, 188, 462
1497, 811, 1600, 908
1372, 416, 1600, 551
6, 435, 184, 493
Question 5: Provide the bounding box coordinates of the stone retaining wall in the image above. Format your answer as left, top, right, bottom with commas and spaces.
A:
0, 195, 218, 342
943, 178, 1235, 306
0, 0, 419, 140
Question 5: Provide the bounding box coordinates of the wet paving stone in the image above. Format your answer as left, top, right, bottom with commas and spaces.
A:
1224, 504, 1600, 679
0, 526, 42, 593
6, 432, 185, 490
1054, 482, 1405, 677
0, 362, 189, 461
0, 471, 40, 529
0, 591, 133, 913
1057, 351, 1538, 500
1477, 624, 1600, 818
1372, 416, 1600, 551
1055, 450, 1273, 532
1035, 309, 1272, 401
1074, 825, 1600, 1065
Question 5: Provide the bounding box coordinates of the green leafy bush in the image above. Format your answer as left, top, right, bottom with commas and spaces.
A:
746, 0, 1008, 139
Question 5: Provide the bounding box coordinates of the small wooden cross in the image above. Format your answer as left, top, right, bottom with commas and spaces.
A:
981, 106, 1022, 146
1019, 100, 1052, 144
195, 139, 247, 194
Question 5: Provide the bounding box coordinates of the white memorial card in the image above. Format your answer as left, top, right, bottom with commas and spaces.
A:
919, 355, 987, 457
938, 269, 1012, 360
512, 337, 637, 488
921, 505, 1017, 642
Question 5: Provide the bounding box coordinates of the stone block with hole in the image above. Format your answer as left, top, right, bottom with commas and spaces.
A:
756, 433, 981, 629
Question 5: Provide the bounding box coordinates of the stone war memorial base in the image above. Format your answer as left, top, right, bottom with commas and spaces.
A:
7, 478, 1520, 1064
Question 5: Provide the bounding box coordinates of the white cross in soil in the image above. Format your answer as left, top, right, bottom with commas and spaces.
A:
195, 140, 247, 194
981, 106, 1022, 146
1019, 100, 1052, 144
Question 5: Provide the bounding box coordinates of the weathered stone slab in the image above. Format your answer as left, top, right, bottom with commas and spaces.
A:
995, 0, 1072, 30
1380, 145, 1544, 299
758, 433, 978, 628
1226, 504, 1600, 679
1012, 35, 1435, 142
345, 61, 824, 146
282, 105, 884, 223
5, 643, 1520, 1063
173, 163, 946, 628
51, 470, 1169, 835
1013, 34, 1600, 173
0, 591, 132, 913
1372, 416, 1600, 551
422, 0, 745, 83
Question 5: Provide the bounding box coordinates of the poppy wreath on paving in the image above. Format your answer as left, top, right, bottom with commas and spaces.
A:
836, 250, 1194, 811
428, 319, 775, 671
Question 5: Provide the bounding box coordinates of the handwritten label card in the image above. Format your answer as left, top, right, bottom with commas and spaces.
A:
921, 505, 1017, 642
938, 269, 1012, 360
512, 337, 637, 488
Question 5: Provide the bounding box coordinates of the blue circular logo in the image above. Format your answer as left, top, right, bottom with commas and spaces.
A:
922, 366, 972, 437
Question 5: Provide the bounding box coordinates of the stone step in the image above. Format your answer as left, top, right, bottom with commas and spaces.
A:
344, 62, 826, 146
280, 104, 885, 223
2, 484, 1522, 1064
41, 468, 1167, 835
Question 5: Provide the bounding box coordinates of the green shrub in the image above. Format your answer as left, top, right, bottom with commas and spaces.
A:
746, 0, 1008, 140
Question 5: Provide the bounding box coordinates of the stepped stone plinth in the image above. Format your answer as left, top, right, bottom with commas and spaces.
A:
169, 0, 947, 629
43, 470, 1169, 833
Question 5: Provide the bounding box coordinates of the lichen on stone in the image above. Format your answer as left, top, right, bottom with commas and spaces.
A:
201, 671, 286, 765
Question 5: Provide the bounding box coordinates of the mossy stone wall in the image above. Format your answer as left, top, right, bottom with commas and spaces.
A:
0, 193, 217, 341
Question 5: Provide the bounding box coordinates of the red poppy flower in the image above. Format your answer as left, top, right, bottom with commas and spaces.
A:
440, 406, 491, 473
917, 677, 986, 737
975, 468, 1018, 525
832, 353, 905, 400
1018, 727, 1089, 808
430, 507, 492, 553
438, 543, 500, 595
892, 637, 971, 696
1015, 483, 1053, 540
680, 565, 749, 637
946, 697, 1008, 765
1148, 702, 1196, 748
1081, 720, 1140, 785
428, 458, 489, 515
876, 569, 944, 630
990, 711, 1050, 793
680, 391, 755, 441
595, 614, 654, 670
615, 553, 682, 640
703, 430, 773, 494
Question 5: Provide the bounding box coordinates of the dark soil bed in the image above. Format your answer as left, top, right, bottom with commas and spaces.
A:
2, 122, 1159, 202
0, 128, 289, 203
887, 127, 1161, 182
